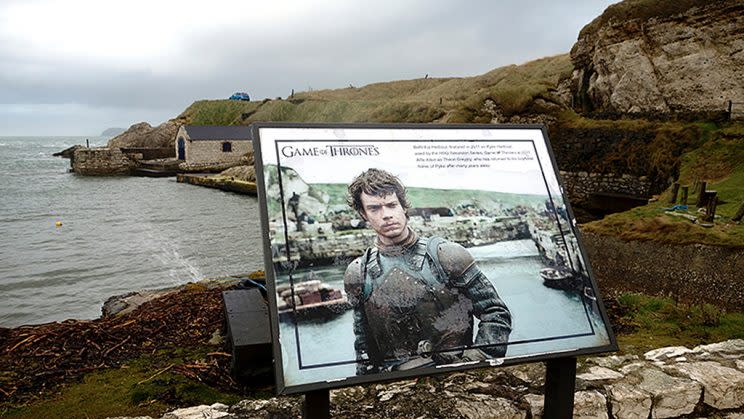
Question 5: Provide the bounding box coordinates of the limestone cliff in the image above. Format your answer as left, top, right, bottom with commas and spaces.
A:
107, 120, 180, 149
571, 0, 744, 116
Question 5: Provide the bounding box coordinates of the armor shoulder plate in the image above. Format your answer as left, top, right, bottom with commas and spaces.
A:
436, 240, 476, 280
344, 256, 365, 306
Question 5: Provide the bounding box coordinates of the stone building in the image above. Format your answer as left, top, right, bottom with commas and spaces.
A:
175, 125, 252, 164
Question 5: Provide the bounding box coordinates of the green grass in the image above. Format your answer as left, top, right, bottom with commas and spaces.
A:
181, 99, 261, 125
582, 202, 744, 246
612, 292, 744, 354
582, 122, 744, 246
297, 183, 549, 217
2, 348, 242, 419
678, 135, 744, 218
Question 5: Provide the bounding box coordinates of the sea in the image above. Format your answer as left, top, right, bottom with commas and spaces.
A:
0, 136, 264, 327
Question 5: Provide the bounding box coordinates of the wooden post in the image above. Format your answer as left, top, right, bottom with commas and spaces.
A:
729, 100, 734, 120
680, 185, 689, 206
303, 389, 330, 419
696, 181, 707, 208
733, 200, 744, 222
669, 182, 680, 204
544, 357, 577, 419
704, 192, 718, 222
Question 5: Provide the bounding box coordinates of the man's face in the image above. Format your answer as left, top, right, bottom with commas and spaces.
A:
359, 191, 408, 246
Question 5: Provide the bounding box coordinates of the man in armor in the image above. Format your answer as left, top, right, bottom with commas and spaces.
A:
344, 168, 512, 375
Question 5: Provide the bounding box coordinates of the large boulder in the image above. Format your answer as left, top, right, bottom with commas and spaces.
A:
665, 361, 744, 410
637, 368, 701, 418
220, 165, 256, 182
107, 121, 179, 149
606, 383, 652, 419
573, 391, 608, 419
571, 1, 744, 116
454, 395, 525, 419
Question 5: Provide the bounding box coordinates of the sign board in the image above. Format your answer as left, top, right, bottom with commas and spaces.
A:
252, 123, 617, 395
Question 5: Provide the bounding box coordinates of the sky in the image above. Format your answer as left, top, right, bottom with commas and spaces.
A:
0, 0, 617, 136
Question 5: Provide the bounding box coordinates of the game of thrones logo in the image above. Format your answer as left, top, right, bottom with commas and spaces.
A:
281, 144, 380, 158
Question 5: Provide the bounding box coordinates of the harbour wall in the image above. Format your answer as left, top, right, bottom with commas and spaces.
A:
72, 148, 139, 176
582, 232, 744, 311
559, 171, 652, 208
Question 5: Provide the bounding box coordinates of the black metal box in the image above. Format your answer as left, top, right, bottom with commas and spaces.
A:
223, 288, 273, 383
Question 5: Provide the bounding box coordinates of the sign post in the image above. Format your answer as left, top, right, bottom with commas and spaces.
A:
544, 357, 577, 418
303, 389, 330, 419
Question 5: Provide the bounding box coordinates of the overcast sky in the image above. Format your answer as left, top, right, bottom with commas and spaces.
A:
0, 0, 616, 136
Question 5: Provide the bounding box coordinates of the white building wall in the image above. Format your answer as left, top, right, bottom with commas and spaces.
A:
186, 140, 252, 164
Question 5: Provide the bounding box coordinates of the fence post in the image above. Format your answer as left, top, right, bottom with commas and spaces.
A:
704, 192, 718, 222
696, 181, 707, 208
729, 100, 733, 120
669, 182, 680, 204
680, 185, 689, 206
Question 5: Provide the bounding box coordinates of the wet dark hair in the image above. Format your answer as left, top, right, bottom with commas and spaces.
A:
347, 168, 411, 215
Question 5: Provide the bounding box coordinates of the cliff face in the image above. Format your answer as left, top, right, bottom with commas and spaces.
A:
571, 1, 744, 116
107, 121, 179, 149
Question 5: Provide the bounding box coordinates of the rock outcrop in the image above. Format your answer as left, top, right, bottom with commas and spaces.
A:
108, 121, 180, 149
113, 340, 744, 418
571, 1, 744, 116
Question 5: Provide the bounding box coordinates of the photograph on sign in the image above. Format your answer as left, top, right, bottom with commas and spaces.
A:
252, 123, 616, 394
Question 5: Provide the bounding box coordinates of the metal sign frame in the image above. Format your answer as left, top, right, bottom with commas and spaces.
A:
251, 122, 617, 395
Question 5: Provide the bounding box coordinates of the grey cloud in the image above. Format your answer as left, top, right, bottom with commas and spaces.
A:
0, 0, 617, 135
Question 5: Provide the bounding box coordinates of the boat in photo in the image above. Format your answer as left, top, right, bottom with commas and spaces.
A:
539, 267, 579, 291
276, 279, 350, 321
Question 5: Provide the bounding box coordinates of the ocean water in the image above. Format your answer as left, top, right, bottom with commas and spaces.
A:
0, 136, 264, 327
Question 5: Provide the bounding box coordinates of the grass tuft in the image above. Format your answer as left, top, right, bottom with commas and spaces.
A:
613, 292, 744, 354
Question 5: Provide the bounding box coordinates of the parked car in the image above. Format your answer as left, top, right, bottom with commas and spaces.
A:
229, 92, 251, 101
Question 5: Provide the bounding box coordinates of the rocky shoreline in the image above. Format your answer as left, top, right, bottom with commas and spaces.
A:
111, 339, 744, 419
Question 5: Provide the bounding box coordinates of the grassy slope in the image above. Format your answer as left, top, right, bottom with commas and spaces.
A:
582, 124, 744, 246
611, 292, 744, 354
3, 348, 242, 419
178, 54, 572, 126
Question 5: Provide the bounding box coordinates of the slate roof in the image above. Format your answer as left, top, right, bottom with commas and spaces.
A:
182, 125, 252, 141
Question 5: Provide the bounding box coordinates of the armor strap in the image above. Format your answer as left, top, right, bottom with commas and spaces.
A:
361, 247, 380, 301
407, 238, 428, 271
425, 236, 448, 283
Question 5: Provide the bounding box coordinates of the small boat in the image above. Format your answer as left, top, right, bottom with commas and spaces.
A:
276, 279, 350, 321
540, 267, 579, 291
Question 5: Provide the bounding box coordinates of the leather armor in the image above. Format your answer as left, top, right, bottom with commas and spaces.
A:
344, 236, 512, 374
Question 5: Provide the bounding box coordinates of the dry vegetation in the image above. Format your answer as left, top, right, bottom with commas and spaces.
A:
178, 54, 573, 126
